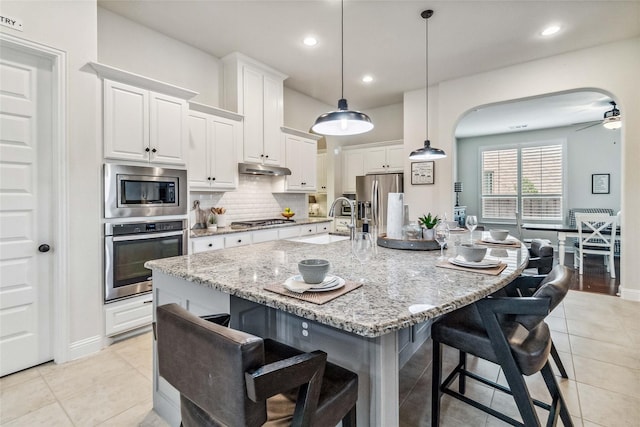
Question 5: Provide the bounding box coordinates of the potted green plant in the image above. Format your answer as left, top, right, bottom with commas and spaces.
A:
207, 213, 217, 231
418, 213, 439, 240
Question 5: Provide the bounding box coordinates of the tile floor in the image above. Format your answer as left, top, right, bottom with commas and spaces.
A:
1, 290, 638, 426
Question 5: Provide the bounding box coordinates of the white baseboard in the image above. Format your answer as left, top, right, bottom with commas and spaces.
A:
618, 285, 640, 302
67, 335, 104, 361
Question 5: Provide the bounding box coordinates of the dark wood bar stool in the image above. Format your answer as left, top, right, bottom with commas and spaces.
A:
155, 303, 358, 427
431, 265, 573, 427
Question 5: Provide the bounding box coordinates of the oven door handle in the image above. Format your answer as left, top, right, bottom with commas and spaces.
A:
111, 230, 185, 242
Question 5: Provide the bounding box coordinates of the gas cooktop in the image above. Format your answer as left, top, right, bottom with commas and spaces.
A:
230, 218, 295, 229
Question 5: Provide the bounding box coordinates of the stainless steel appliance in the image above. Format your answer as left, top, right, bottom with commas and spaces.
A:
356, 173, 404, 232
104, 219, 187, 302
104, 163, 187, 218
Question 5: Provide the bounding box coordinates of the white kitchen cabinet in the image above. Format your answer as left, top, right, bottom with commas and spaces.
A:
103, 79, 188, 166
191, 235, 225, 253
252, 229, 279, 243
188, 103, 242, 190
278, 226, 301, 239
317, 152, 327, 193
282, 128, 319, 192
224, 232, 252, 248
223, 53, 287, 166
364, 144, 404, 174
342, 149, 365, 194
104, 293, 153, 337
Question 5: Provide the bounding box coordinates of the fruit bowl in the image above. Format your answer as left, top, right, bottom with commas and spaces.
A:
281, 212, 295, 219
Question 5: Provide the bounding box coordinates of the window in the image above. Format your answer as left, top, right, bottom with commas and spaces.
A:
481, 142, 563, 221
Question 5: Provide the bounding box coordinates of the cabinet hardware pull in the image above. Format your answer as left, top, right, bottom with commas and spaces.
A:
152, 148, 157, 153
145, 147, 150, 152
208, 243, 213, 247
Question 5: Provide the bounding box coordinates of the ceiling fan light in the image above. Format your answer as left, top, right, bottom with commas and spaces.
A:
602, 116, 622, 130
409, 140, 447, 160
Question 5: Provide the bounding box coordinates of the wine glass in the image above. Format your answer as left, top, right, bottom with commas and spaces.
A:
352, 232, 374, 264
465, 215, 478, 243
435, 221, 450, 261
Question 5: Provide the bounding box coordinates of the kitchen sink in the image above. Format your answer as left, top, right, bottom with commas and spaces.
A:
287, 234, 350, 245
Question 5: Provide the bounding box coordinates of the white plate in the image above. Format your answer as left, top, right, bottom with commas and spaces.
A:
481, 237, 518, 245
284, 276, 345, 293
449, 257, 501, 269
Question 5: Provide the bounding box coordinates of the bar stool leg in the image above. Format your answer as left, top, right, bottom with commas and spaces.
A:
432, 341, 443, 427
550, 343, 569, 379
541, 362, 573, 426
458, 351, 467, 394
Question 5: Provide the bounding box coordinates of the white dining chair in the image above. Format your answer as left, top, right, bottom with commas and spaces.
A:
574, 213, 618, 278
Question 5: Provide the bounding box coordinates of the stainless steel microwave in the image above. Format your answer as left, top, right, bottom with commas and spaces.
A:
104, 164, 187, 218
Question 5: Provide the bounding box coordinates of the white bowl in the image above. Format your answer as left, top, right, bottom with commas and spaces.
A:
446, 221, 459, 229
457, 244, 487, 262
489, 229, 509, 241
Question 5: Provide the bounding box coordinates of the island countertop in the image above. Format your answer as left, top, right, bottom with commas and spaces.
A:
146, 235, 528, 338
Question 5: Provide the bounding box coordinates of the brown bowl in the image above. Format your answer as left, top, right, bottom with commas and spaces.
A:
281, 212, 295, 219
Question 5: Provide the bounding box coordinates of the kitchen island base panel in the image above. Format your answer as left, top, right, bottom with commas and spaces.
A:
152, 271, 402, 426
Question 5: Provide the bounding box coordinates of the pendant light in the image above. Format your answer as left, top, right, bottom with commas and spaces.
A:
409, 10, 446, 160
602, 101, 621, 130
311, 0, 373, 136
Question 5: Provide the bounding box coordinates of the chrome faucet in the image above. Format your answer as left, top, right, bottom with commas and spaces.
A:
329, 197, 356, 240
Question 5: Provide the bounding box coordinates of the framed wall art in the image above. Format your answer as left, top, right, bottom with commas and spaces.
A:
411, 161, 435, 185
591, 173, 610, 194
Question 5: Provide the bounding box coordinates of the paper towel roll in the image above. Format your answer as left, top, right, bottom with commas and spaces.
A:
387, 193, 404, 239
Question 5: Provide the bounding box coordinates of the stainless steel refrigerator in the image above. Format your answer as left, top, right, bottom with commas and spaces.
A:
356, 173, 404, 232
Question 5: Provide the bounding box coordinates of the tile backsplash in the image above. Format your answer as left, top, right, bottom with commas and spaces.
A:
191, 175, 307, 222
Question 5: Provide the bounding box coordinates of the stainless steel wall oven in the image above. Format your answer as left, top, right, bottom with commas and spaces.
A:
104, 163, 187, 218
104, 219, 187, 302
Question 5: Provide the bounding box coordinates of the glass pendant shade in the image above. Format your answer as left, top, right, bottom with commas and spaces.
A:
602, 117, 621, 130
312, 99, 373, 136
409, 139, 447, 160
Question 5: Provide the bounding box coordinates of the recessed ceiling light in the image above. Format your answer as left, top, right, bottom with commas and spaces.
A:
541, 25, 561, 37
362, 75, 373, 83
303, 37, 318, 46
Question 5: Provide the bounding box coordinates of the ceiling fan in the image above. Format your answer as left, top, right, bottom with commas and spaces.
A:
576, 101, 621, 131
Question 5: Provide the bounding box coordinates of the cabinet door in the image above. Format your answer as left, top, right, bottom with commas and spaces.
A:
191, 236, 224, 253
242, 66, 265, 164
317, 153, 327, 193
364, 147, 387, 174
262, 75, 283, 165
284, 135, 303, 190
188, 113, 211, 188
343, 150, 365, 193
300, 138, 317, 191
150, 92, 187, 165
225, 232, 251, 248
386, 145, 405, 171
210, 118, 238, 189
104, 79, 149, 162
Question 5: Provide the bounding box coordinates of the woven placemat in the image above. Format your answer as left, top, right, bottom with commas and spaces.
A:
436, 261, 507, 276
264, 280, 362, 305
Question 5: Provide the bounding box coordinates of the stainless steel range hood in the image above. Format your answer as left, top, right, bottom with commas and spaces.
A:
238, 163, 291, 176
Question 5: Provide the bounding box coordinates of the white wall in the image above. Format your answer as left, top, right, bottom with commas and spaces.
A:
97, 7, 222, 106
457, 123, 622, 220
404, 37, 640, 299
0, 1, 102, 358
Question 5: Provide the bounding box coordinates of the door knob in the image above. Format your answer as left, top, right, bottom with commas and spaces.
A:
38, 244, 51, 253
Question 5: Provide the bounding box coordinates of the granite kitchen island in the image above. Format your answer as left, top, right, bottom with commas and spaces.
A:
146, 235, 528, 426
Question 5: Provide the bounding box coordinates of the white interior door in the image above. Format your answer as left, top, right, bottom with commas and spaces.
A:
0, 45, 53, 376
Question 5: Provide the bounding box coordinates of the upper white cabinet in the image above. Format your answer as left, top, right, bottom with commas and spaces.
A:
223, 53, 287, 166
342, 149, 365, 194
317, 152, 327, 193
90, 62, 197, 166
280, 127, 320, 192
188, 103, 243, 190
363, 143, 404, 174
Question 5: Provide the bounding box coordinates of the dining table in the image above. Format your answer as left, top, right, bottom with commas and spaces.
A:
522, 222, 621, 265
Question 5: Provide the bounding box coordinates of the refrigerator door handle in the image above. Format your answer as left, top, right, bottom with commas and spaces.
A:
372, 180, 379, 226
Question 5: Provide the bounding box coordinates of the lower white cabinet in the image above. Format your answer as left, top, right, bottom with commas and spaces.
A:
191, 235, 225, 253
104, 293, 153, 337
224, 232, 252, 248
190, 222, 332, 254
